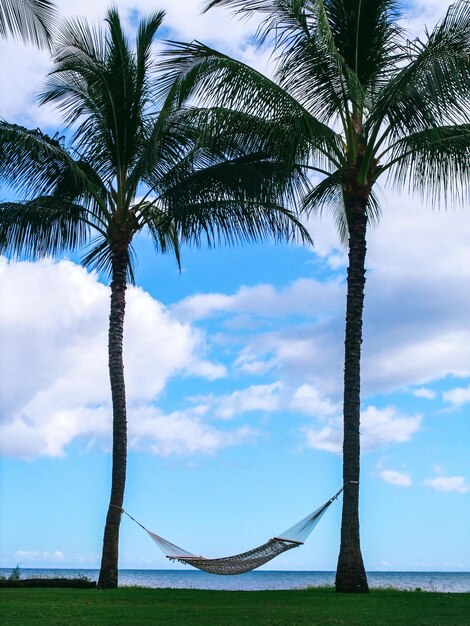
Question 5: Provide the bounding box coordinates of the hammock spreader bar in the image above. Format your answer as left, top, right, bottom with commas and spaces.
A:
119, 482, 354, 576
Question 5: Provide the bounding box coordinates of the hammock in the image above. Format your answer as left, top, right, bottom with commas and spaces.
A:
119, 483, 352, 576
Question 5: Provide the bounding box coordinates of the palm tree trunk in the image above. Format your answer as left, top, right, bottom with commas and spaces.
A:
335, 195, 369, 593
97, 247, 129, 589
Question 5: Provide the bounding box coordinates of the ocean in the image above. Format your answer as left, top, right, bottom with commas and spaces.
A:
1, 569, 469, 592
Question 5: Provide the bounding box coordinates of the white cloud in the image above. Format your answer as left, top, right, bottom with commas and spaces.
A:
0, 406, 110, 459
48, 0, 256, 40
213, 382, 282, 420
188, 382, 283, 421
404, 1, 452, 38
358, 191, 470, 392
2, 257, 428, 461
291, 384, 340, 419
361, 406, 422, 450
303, 405, 422, 455
443, 386, 470, 408
173, 291, 234, 322
424, 476, 470, 494
0, 39, 55, 127
10, 549, 101, 567
172, 278, 342, 323
233, 324, 345, 400
0, 258, 234, 459
412, 388, 437, 400
14, 549, 66, 562
262, 197, 470, 399
378, 469, 412, 488
234, 354, 277, 375
187, 381, 342, 424
125, 285, 227, 398
128, 406, 259, 456
303, 425, 342, 454
172, 278, 346, 398
169, 192, 470, 404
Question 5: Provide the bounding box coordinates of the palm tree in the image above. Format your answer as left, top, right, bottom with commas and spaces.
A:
0, 0, 57, 48
0, 8, 310, 588
161, 0, 470, 592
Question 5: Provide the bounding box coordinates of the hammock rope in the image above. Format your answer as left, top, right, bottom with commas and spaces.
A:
119, 482, 354, 576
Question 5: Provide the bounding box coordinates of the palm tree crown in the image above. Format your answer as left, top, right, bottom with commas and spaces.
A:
0, 7, 310, 588
161, 0, 470, 591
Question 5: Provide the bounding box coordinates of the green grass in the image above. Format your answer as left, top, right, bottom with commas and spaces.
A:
1, 587, 469, 625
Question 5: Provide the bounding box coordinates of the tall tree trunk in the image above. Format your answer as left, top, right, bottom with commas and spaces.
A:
97, 247, 129, 589
335, 195, 369, 593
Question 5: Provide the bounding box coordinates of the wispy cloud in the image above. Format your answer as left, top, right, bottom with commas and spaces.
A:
128, 406, 260, 456
443, 385, 470, 408
361, 407, 422, 451
302, 405, 422, 455
378, 469, 412, 488
291, 384, 341, 418
14, 549, 65, 562
411, 388, 437, 400
424, 476, 470, 493
171, 278, 343, 324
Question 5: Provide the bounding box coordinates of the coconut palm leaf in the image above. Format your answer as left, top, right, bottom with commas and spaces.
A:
383, 125, 470, 205
0, 198, 91, 257
159, 40, 344, 171
366, 2, 470, 144
0, 121, 111, 223
0, 0, 57, 48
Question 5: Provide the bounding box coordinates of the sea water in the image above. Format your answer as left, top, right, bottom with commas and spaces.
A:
1, 569, 469, 592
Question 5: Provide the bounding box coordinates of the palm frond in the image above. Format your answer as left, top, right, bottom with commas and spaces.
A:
134, 9, 166, 102
39, 8, 156, 179
154, 146, 312, 248
367, 0, 470, 141
383, 125, 470, 207
301, 169, 347, 237
270, 1, 350, 122
302, 164, 382, 242
0, 122, 95, 199
157, 196, 311, 250
145, 104, 314, 223
204, 1, 402, 121
80, 234, 137, 283
142, 104, 334, 195
0, 121, 111, 228
204, 0, 320, 48
0, 0, 57, 49
137, 204, 181, 270
160, 40, 344, 167
0, 197, 91, 258
324, 0, 402, 89
39, 15, 111, 138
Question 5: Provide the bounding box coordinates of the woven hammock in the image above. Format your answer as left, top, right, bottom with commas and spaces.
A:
120, 484, 351, 576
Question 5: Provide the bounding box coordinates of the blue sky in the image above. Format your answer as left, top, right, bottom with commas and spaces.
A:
0, 0, 469, 574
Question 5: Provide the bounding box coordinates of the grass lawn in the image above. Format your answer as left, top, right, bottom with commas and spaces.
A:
1, 587, 469, 625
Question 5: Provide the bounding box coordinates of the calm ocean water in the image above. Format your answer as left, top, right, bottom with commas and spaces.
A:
2, 569, 469, 592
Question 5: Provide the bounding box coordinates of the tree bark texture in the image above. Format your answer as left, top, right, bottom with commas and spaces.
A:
335, 195, 369, 593
97, 248, 129, 589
